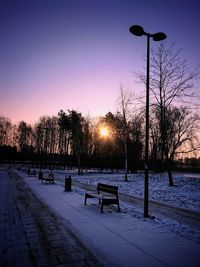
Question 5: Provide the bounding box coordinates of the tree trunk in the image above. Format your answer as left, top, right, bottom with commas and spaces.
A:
77, 154, 81, 175
166, 157, 174, 186
167, 169, 174, 186
124, 140, 128, 181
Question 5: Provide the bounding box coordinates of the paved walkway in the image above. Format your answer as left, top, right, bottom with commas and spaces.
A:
0, 168, 103, 267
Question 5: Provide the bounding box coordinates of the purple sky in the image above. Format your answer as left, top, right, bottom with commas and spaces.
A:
1, 0, 200, 124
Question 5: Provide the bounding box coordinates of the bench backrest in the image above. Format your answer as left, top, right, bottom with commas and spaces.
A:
49, 173, 54, 178
97, 183, 118, 196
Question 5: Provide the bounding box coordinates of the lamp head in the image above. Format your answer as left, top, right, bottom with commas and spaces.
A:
129, 25, 145, 36
152, 32, 167, 41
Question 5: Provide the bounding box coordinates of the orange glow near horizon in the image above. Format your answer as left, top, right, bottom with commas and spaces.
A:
99, 126, 110, 138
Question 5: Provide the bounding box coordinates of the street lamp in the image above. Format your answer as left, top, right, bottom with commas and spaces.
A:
129, 25, 167, 217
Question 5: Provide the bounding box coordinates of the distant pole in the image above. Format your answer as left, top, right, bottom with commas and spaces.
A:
129, 25, 167, 217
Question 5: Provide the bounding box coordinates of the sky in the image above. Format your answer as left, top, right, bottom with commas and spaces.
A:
0, 0, 200, 124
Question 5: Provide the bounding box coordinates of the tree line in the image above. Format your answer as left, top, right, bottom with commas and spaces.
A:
0, 110, 143, 171
1, 43, 200, 185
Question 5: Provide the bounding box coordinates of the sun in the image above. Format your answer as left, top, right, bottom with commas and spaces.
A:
99, 126, 109, 138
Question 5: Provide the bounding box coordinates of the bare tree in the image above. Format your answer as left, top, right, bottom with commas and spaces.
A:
68, 110, 85, 174
129, 112, 144, 171
140, 43, 200, 184
17, 121, 33, 153
151, 103, 200, 185
0, 116, 13, 146
163, 106, 199, 185
33, 116, 59, 168
151, 43, 199, 161
58, 110, 71, 156
117, 85, 133, 180
82, 115, 93, 156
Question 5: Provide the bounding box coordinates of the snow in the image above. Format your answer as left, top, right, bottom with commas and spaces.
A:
68, 171, 200, 242
53, 170, 200, 212
12, 167, 200, 267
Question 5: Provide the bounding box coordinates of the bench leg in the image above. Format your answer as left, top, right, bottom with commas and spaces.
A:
101, 203, 103, 213
84, 196, 87, 205
117, 203, 120, 212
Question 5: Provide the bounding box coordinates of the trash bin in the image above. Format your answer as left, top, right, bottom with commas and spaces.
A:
39, 170, 43, 180
65, 175, 72, 191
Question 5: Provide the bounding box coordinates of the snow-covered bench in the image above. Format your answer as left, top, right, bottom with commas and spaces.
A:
41, 172, 55, 184
27, 169, 36, 176
84, 183, 120, 213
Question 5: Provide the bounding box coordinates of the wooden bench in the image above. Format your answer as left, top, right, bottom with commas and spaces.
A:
42, 173, 55, 184
27, 169, 36, 176
84, 183, 120, 213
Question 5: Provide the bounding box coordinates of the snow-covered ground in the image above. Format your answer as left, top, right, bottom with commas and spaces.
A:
14, 166, 200, 213
53, 170, 200, 212
7, 166, 200, 266
43, 168, 200, 243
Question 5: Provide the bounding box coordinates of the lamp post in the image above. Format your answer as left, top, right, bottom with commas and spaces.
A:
129, 25, 167, 217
